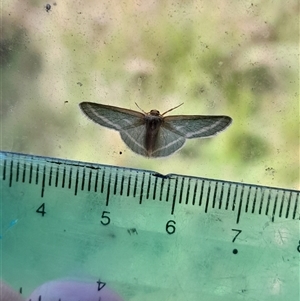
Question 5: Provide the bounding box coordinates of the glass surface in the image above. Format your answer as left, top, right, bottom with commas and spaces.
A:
1, 0, 299, 189
1, 0, 299, 300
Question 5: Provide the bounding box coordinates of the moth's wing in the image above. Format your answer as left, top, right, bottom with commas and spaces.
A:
119, 124, 148, 157
151, 127, 186, 157
163, 115, 232, 139
79, 102, 145, 130
120, 124, 186, 157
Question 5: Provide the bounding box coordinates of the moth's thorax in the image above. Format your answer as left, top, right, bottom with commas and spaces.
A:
145, 113, 164, 131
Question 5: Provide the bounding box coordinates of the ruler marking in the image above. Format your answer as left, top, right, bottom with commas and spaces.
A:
55, 166, 59, 187
22, 162, 26, 183
157, 178, 162, 201
244, 186, 251, 213
251, 187, 258, 214
171, 177, 178, 205
171, 177, 178, 214
258, 188, 265, 215
271, 191, 279, 222
192, 180, 198, 205
81, 168, 85, 191
62, 167, 67, 188
229, 183, 234, 210
179, 177, 184, 204
139, 173, 145, 204
225, 183, 230, 210
247, 186, 253, 214
231, 184, 238, 211
265, 189, 271, 216
176, 178, 181, 204
285, 191, 292, 219
249, 187, 257, 214
198, 180, 204, 207
101, 169, 105, 193
171, 197, 176, 215
35, 164, 39, 185
113, 172, 118, 195
88, 170, 92, 192
214, 182, 220, 209
159, 178, 165, 201
9, 161, 13, 187
41, 165, 46, 198
29, 163, 33, 184
212, 182, 217, 209
74, 168, 79, 195
292, 192, 299, 219
236, 186, 243, 224
183, 177, 188, 205
133, 172, 138, 198
16, 162, 20, 182
251, 187, 257, 213
94, 170, 99, 192
68, 167, 73, 189
153, 176, 158, 200
204, 182, 211, 213
217, 182, 223, 209
186, 178, 191, 205
278, 190, 285, 218
120, 172, 124, 195
2, 159, 6, 180
165, 178, 171, 203
48, 166, 52, 186
63, 166, 67, 188
146, 173, 151, 199
127, 174, 131, 197
106, 172, 111, 205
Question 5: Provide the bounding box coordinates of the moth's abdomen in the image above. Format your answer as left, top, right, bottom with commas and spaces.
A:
144, 116, 163, 156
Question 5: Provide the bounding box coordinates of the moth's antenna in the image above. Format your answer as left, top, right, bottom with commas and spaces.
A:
162, 103, 184, 116
135, 102, 147, 114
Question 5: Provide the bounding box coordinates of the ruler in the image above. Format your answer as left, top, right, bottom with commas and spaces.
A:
0, 151, 299, 300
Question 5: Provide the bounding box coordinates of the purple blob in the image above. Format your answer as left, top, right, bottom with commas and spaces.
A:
0, 280, 25, 301
26, 279, 124, 301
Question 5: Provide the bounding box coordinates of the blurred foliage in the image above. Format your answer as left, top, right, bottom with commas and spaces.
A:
1, 0, 299, 189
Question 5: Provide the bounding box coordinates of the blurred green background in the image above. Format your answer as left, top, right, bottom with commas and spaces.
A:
1, 0, 299, 189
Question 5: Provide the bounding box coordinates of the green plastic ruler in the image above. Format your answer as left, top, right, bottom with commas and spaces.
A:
0, 151, 299, 300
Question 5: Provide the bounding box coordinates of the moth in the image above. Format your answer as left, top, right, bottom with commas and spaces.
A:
79, 102, 232, 158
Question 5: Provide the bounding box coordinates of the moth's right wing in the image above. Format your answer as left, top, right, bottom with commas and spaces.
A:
150, 127, 186, 157
79, 102, 145, 130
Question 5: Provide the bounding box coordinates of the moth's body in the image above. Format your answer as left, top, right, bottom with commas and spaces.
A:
144, 110, 163, 156
79, 102, 232, 158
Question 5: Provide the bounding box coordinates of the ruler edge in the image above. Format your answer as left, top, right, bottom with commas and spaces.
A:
1, 150, 299, 194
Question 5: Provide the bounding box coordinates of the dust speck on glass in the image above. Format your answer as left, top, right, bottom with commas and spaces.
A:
45, 3, 51, 13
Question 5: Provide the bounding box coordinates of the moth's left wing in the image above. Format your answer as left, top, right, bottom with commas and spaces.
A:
79, 102, 145, 131
163, 115, 232, 139
119, 124, 148, 156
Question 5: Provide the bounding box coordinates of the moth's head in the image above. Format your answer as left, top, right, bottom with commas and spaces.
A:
149, 109, 161, 116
